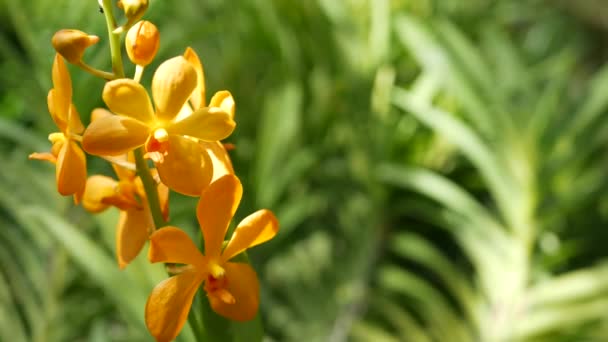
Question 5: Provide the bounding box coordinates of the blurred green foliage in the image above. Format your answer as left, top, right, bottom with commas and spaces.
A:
1, 0, 608, 341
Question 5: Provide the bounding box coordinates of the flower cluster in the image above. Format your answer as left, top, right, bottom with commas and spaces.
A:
29, 2, 278, 341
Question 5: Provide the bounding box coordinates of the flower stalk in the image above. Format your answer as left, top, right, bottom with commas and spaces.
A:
75, 60, 115, 80
133, 147, 165, 229
101, 0, 125, 78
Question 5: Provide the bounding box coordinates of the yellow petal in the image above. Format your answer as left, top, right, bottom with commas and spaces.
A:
103, 180, 140, 210
174, 100, 194, 123
102, 79, 155, 123
50, 138, 65, 157
209, 91, 235, 120
117, 207, 152, 269
82, 175, 117, 213
82, 115, 150, 156
201, 141, 234, 182
155, 135, 213, 196
167, 107, 235, 141
51, 54, 72, 120
56, 140, 86, 201
145, 270, 204, 342
183, 47, 206, 109
91, 107, 114, 122
29, 152, 57, 164
197, 174, 242, 259
208, 262, 259, 321
152, 56, 197, 122
68, 104, 85, 134
157, 181, 170, 222
148, 226, 205, 266
111, 155, 137, 182
48, 89, 67, 132
222, 209, 279, 262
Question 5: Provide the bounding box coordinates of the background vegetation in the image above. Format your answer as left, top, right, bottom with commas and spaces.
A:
1, 0, 608, 341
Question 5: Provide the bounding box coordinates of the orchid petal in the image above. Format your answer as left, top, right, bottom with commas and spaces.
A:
222, 209, 278, 262
208, 262, 259, 321
103, 79, 155, 123
29, 152, 57, 164
183, 47, 206, 109
145, 270, 204, 342
47, 89, 67, 132
50, 139, 64, 157
152, 56, 197, 122
157, 181, 170, 222
102, 181, 140, 210
117, 207, 152, 269
155, 135, 213, 196
209, 91, 235, 120
68, 104, 85, 134
167, 107, 235, 142
82, 175, 117, 213
56, 140, 86, 201
174, 101, 194, 123
201, 141, 234, 182
51, 54, 71, 120
197, 174, 242, 259
111, 155, 137, 182
90, 107, 114, 122
148, 226, 205, 266
82, 115, 150, 156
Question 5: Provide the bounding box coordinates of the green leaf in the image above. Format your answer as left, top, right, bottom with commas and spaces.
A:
367, 296, 431, 342
390, 232, 478, 323
378, 163, 505, 235
369, 0, 390, 66
391, 87, 519, 229
378, 265, 473, 342
255, 81, 303, 207
20, 206, 148, 331
528, 262, 608, 308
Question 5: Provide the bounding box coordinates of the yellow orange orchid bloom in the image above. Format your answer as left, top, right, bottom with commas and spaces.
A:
182, 47, 235, 182
29, 54, 87, 203
81, 55, 236, 196
145, 174, 278, 342
82, 150, 169, 269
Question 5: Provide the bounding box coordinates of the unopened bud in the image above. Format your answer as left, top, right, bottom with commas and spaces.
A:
118, 0, 149, 27
52, 29, 99, 64
126, 21, 160, 66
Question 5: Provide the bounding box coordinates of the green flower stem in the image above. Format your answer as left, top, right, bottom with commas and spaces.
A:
133, 148, 165, 229
75, 60, 115, 80
101, 0, 125, 78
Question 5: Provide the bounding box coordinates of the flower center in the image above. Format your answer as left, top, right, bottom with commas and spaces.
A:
48, 132, 66, 144
144, 128, 170, 163
48, 132, 67, 157
209, 262, 225, 278
204, 273, 235, 305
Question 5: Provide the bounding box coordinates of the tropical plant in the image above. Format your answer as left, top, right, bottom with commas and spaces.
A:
357, 4, 608, 342
2, 1, 608, 341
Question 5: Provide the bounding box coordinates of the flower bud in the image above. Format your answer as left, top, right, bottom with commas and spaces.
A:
125, 21, 160, 66
118, 0, 149, 27
52, 29, 99, 64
